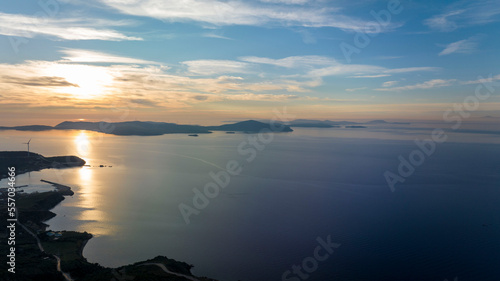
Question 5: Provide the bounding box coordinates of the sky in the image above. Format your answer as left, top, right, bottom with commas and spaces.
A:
0, 0, 499, 125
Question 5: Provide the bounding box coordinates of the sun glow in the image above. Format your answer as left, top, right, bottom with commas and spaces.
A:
74, 130, 91, 157
43, 64, 114, 99
79, 166, 93, 186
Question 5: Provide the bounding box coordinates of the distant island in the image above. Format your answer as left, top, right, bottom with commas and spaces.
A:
0, 120, 293, 136
288, 119, 410, 128
0, 118, 414, 135
206, 120, 293, 133
345, 125, 367, 128
0, 119, 415, 135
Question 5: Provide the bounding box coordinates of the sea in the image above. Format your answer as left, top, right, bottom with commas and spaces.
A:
1, 121, 499, 281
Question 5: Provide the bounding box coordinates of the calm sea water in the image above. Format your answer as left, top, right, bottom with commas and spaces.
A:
1, 123, 500, 281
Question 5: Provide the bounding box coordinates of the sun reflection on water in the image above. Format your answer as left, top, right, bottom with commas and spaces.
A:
74, 130, 91, 157
76, 166, 113, 236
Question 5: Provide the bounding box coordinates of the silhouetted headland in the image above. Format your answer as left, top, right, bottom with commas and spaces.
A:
0, 151, 85, 179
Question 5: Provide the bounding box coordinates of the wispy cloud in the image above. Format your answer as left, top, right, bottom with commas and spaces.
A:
1, 75, 79, 87
60, 49, 159, 64
0, 12, 142, 41
0, 54, 325, 111
240, 55, 335, 68
385, 67, 440, 74
376, 79, 456, 91
202, 33, 233, 40
369, 74, 500, 92
438, 37, 479, 56
424, 10, 465, 32
309, 64, 438, 78
382, 81, 398, 87
96, 0, 398, 32
345, 87, 367, 92
181, 60, 251, 75
129, 98, 161, 107
349, 74, 391, 78
461, 74, 500, 85
425, 0, 500, 31
309, 64, 384, 77
259, 0, 309, 4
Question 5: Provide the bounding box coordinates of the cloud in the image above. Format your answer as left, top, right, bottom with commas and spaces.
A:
309, 64, 438, 78
1, 75, 79, 87
376, 79, 456, 91
129, 98, 160, 107
240, 55, 334, 68
424, 10, 465, 32
308, 64, 385, 77
60, 49, 159, 64
349, 74, 391, 78
181, 60, 251, 75
382, 81, 398, 87
202, 33, 233, 40
384, 67, 440, 74
438, 37, 479, 56
345, 87, 367, 92
425, 0, 500, 31
223, 93, 300, 101
259, 0, 309, 4
461, 74, 500, 85
96, 0, 398, 32
0, 54, 324, 111
0, 12, 142, 41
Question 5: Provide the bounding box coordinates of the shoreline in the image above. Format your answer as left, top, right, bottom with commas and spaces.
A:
0, 163, 218, 280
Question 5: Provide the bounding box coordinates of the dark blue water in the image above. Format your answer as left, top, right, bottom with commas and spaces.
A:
1, 126, 499, 281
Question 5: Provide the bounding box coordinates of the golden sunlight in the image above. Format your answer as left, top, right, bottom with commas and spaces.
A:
74, 130, 91, 157
78, 166, 93, 186
76, 167, 112, 235
43, 64, 114, 99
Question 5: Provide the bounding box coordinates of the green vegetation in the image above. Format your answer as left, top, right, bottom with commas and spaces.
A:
17, 191, 65, 229
41, 231, 92, 262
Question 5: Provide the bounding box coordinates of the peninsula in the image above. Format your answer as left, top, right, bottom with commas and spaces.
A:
0, 151, 86, 180
0, 151, 218, 281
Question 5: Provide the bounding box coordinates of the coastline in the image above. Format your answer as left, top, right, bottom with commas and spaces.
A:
0, 157, 218, 281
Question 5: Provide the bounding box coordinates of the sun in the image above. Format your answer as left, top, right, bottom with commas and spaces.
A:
43, 64, 114, 99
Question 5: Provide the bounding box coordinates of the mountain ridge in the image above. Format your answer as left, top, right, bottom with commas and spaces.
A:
0, 120, 293, 136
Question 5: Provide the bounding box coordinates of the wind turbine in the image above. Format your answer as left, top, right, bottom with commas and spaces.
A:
23, 138, 31, 157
